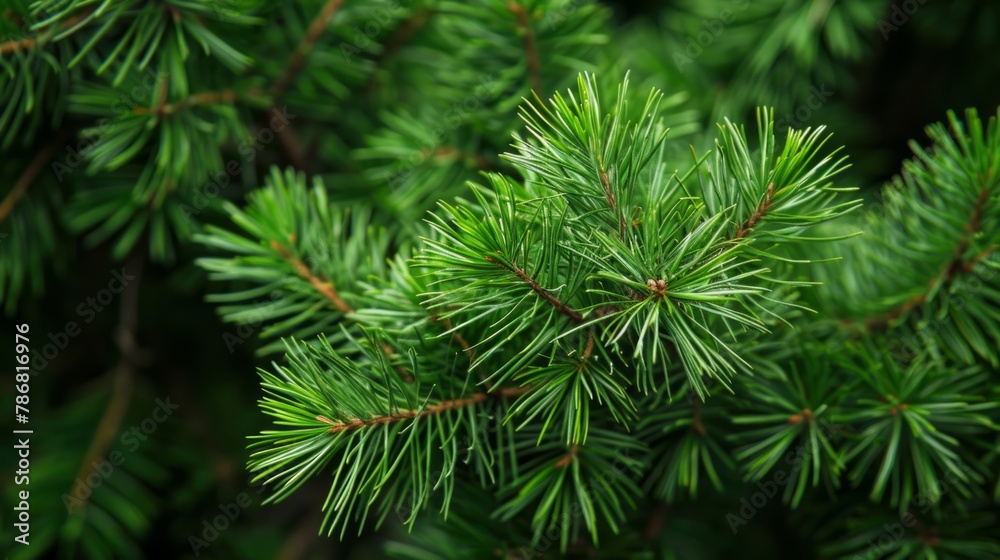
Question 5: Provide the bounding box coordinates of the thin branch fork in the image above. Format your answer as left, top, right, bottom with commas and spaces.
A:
486, 256, 585, 324
691, 397, 707, 437
578, 330, 595, 371
316, 386, 530, 433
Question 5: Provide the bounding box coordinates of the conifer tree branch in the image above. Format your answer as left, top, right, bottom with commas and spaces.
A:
2, 8, 26, 28
0, 129, 72, 223
865, 181, 995, 331
507, 1, 542, 93
437, 315, 471, 353
270, 0, 344, 98
486, 255, 584, 323
643, 503, 670, 541
315, 386, 529, 434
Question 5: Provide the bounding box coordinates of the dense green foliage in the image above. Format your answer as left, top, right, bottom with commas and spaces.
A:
2, 1, 999, 559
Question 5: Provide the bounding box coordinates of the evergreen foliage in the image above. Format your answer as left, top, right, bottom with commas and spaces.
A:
2, 0, 999, 558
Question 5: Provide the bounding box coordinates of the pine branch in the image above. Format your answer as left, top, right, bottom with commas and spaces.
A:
316, 386, 529, 434
865, 179, 996, 331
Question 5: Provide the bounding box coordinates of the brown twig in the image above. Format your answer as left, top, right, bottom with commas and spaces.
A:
316, 386, 529, 434
643, 503, 670, 540
426, 147, 491, 169
553, 443, 580, 469
0, 129, 73, 223
270, 240, 354, 314
273, 120, 310, 173
270, 239, 413, 382
788, 408, 814, 425
3, 8, 26, 28
270, 0, 344, 98
132, 89, 262, 116
506, 1, 542, 94
692, 397, 707, 437
486, 256, 585, 324
735, 183, 775, 239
